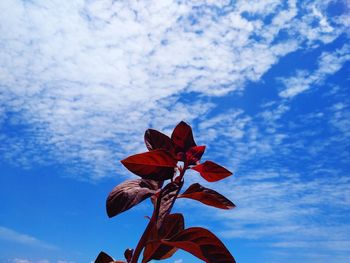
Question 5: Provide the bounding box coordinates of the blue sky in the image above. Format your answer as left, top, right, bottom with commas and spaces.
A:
0, 0, 349, 262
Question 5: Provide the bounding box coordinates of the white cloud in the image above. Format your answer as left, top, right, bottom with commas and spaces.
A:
329, 102, 350, 137
11, 259, 31, 263
0, 0, 347, 179
0, 2, 349, 262
271, 240, 350, 251
9, 259, 74, 263
179, 79, 350, 258
192, 167, 350, 260
236, 0, 282, 15
279, 44, 350, 98
0, 226, 57, 250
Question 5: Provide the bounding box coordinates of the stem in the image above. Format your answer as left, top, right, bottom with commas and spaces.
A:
178, 162, 188, 181
131, 164, 188, 263
164, 162, 187, 215
130, 188, 163, 263
130, 215, 154, 263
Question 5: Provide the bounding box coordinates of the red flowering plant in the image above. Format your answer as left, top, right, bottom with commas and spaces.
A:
95, 121, 236, 263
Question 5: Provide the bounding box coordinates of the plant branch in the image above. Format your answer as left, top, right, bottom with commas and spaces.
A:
130, 208, 155, 263
130, 184, 164, 263
131, 164, 188, 263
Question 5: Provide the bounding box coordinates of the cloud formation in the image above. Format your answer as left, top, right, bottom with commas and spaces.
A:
0, 0, 348, 179
279, 44, 350, 98
9, 259, 74, 263
179, 65, 350, 261
0, 1, 349, 261
0, 226, 57, 250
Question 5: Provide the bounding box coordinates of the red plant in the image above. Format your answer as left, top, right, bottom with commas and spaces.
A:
95, 121, 236, 263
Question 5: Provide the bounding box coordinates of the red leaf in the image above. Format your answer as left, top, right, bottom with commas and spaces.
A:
94, 251, 114, 263
124, 248, 134, 263
192, 161, 232, 182
161, 227, 236, 263
179, 183, 235, 209
156, 181, 183, 229
143, 214, 184, 263
144, 129, 174, 154
186, 145, 206, 165
106, 179, 160, 218
171, 121, 196, 153
121, 149, 176, 180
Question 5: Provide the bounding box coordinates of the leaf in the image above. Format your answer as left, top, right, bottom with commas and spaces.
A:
124, 248, 134, 263
171, 121, 196, 153
178, 183, 235, 209
144, 129, 174, 153
186, 145, 206, 165
94, 251, 114, 263
121, 149, 176, 180
192, 161, 232, 182
143, 214, 184, 263
157, 181, 183, 229
106, 179, 160, 218
161, 227, 236, 263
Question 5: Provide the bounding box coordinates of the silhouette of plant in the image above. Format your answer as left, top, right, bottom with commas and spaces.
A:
95, 121, 236, 263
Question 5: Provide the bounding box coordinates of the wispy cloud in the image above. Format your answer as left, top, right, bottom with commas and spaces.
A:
180, 62, 350, 261
9, 260, 74, 263
0, 1, 349, 262
0, 0, 347, 179
0, 226, 58, 250
10, 259, 31, 263
279, 44, 350, 98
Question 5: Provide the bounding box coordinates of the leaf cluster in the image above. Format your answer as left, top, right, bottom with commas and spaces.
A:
95, 121, 236, 263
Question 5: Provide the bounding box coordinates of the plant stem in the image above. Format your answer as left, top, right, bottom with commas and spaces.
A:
131, 187, 163, 263
178, 162, 188, 182
130, 214, 155, 263
131, 164, 188, 263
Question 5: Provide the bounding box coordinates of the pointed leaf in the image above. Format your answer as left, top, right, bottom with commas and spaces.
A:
144, 129, 174, 153
157, 181, 183, 229
95, 251, 114, 263
179, 183, 235, 209
124, 248, 134, 263
171, 121, 196, 153
106, 179, 160, 218
192, 161, 232, 182
121, 149, 176, 180
158, 214, 185, 242
161, 227, 236, 263
143, 214, 184, 263
186, 145, 206, 165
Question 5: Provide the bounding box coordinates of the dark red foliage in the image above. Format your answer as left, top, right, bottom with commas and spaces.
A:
144, 129, 174, 154
171, 121, 196, 157
96, 121, 236, 263
179, 183, 235, 209
186, 145, 206, 165
156, 181, 183, 229
121, 149, 176, 180
142, 214, 184, 263
106, 179, 160, 218
161, 227, 236, 263
124, 249, 134, 263
95, 252, 114, 263
95, 251, 126, 263
192, 160, 232, 182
